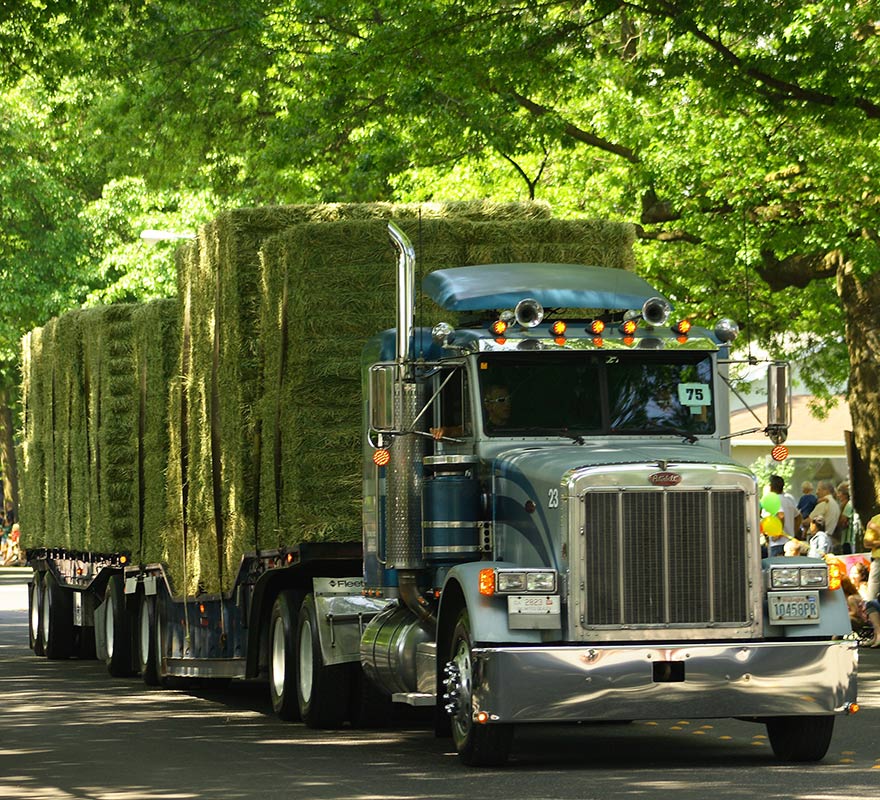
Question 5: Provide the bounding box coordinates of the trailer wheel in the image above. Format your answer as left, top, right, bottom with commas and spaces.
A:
766, 715, 834, 762
296, 593, 350, 728
138, 593, 161, 686
446, 608, 513, 767
41, 571, 74, 660
29, 572, 44, 656
268, 590, 301, 721
104, 574, 134, 677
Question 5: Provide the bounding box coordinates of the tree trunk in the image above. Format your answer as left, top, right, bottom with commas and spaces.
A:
837, 258, 880, 522
0, 384, 19, 519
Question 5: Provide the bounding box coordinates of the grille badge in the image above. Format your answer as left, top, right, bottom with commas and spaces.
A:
649, 471, 682, 486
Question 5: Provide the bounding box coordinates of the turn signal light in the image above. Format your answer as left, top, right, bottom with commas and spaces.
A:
491, 319, 508, 335
550, 320, 567, 336
826, 558, 843, 590
589, 320, 605, 335
372, 448, 391, 467
673, 320, 692, 335
479, 568, 495, 596
620, 319, 638, 335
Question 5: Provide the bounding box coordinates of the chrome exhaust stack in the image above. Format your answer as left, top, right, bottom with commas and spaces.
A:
385, 224, 431, 615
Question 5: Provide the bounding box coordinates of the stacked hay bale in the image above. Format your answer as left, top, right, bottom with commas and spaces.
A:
132, 299, 179, 567
255, 217, 636, 553
19, 305, 141, 556
176, 202, 554, 595
19, 325, 50, 549
19, 202, 636, 603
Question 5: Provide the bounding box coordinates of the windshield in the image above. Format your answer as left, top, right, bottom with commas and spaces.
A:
477, 351, 715, 437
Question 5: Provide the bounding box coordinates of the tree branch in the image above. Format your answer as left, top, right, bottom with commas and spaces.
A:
631, 0, 880, 119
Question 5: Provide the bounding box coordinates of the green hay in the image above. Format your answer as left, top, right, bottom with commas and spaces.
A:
180, 203, 549, 594
133, 300, 179, 566
258, 216, 635, 550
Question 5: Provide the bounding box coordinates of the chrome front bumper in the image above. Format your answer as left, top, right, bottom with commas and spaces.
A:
470, 640, 857, 723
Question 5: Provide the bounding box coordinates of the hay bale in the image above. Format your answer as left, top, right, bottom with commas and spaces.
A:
183, 203, 549, 594
133, 300, 179, 566
18, 327, 48, 550
257, 216, 635, 548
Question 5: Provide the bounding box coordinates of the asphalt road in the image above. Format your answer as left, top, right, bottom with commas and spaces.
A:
1, 567, 879, 799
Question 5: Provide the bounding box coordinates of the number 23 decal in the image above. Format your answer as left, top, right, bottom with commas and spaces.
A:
547, 488, 559, 508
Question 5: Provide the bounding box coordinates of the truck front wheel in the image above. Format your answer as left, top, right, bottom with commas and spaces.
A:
296, 593, 350, 728
446, 609, 513, 767
268, 590, 301, 721
766, 715, 834, 762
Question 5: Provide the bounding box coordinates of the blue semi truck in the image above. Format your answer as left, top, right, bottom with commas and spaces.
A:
27, 222, 857, 766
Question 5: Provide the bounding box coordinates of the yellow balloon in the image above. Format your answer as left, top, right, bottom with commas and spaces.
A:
761, 515, 783, 536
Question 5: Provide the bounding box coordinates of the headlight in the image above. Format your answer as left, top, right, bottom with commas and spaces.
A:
497, 572, 526, 593
768, 565, 829, 590
770, 567, 800, 588
527, 571, 557, 592
800, 567, 828, 589
493, 569, 557, 595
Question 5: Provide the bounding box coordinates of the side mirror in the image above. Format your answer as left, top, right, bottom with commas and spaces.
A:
766, 361, 791, 444
369, 364, 398, 432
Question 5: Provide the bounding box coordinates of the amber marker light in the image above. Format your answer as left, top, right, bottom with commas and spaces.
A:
475, 711, 490, 724
490, 319, 508, 335
373, 448, 391, 467
479, 568, 495, 596
673, 319, 692, 335
550, 320, 567, 336
826, 559, 843, 591
119, 555, 128, 565
589, 319, 605, 335
621, 319, 638, 335
771, 445, 789, 462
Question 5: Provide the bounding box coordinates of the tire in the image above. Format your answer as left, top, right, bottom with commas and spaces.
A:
29, 572, 44, 656
766, 715, 835, 762
104, 574, 134, 677
446, 608, 513, 767
41, 571, 74, 660
296, 593, 351, 728
268, 591, 301, 721
137, 593, 161, 686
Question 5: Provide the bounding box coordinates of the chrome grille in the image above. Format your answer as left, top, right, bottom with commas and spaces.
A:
583, 489, 748, 627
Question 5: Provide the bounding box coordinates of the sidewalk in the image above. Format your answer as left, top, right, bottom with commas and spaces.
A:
0, 566, 30, 612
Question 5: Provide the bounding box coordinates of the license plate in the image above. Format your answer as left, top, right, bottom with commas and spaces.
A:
508, 595, 561, 615
768, 591, 819, 624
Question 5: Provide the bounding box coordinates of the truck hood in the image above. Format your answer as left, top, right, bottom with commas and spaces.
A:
490, 440, 743, 480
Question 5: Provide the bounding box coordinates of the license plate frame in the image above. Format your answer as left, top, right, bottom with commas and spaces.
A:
508, 595, 561, 615
767, 591, 819, 625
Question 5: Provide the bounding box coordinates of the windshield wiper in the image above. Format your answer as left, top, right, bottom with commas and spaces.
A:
611, 425, 698, 444
495, 427, 586, 445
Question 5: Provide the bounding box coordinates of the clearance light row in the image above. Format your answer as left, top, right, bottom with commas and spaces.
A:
489, 318, 693, 337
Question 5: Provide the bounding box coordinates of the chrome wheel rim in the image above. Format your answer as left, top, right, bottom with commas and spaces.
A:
271, 617, 286, 698
298, 618, 313, 703
450, 637, 473, 744
139, 600, 150, 668
30, 581, 40, 643
105, 590, 115, 659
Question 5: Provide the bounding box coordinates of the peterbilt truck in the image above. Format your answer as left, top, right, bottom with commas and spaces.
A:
26, 222, 857, 767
